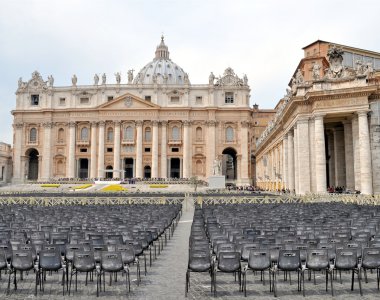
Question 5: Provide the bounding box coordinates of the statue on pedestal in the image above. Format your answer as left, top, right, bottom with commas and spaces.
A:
213, 159, 222, 176
94, 74, 99, 85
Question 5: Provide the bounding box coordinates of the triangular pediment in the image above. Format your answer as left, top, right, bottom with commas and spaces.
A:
98, 93, 160, 110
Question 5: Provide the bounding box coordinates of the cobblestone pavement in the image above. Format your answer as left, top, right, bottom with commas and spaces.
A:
2, 203, 380, 299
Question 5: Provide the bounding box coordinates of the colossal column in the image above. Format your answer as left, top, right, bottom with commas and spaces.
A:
68, 122, 76, 178
352, 116, 361, 190
113, 121, 121, 178
97, 121, 105, 178
297, 118, 311, 194
358, 111, 373, 195
42, 122, 53, 180
160, 121, 167, 178
343, 120, 354, 190
294, 125, 299, 194
90, 122, 97, 178
151, 120, 159, 178
206, 121, 216, 176
183, 121, 192, 178
240, 121, 249, 184
135, 120, 143, 178
287, 130, 295, 192
283, 134, 288, 189
13, 123, 24, 182
327, 132, 335, 187
314, 114, 327, 193
333, 127, 346, 187
309, 118, 316, 192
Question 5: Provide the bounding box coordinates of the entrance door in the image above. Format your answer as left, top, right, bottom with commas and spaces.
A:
28, 149, 39, 180
222, 148, 237, 180
105, 165, 113, 179
124, 158, 134, 178
170, 158, 180, 178
144, 166, 151, 178
79, 159, 89, 179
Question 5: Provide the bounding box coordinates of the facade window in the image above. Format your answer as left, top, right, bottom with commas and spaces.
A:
144, 147, 151, 152
226, 126, 234, 142
107, 96, 114, 101
31, 95, 39, 106
80, 148, 87, 153
171, 147, 179, 152
124, 126, 134, 140
195, 96, 202, 104
145, 127, 151, 141
59, 98, 66, 106
80, 127, 89, 141
170, 96, 180, 103
225, 92, 234, 104
107, 127, 114, 142
29, 128, 37, 143
57, 128, 65, 143
172, 126, 180, 140
145, 95, 151, 102
80, 97, 89, 104
196, 127, 203, 141
107, 148, 113, 153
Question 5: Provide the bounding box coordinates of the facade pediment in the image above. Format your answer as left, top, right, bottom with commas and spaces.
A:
98, 93, 161, 110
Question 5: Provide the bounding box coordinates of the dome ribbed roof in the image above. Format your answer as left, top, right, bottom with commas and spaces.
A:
133, 36, 189, 85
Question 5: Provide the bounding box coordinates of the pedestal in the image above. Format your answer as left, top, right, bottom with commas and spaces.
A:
208, 175, 226, 189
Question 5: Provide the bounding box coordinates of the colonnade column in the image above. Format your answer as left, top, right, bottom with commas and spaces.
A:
333, 127, 346, 187
97, 121, 105, 178
314, 114, 327, 193
42, 122, 53, 180
294, 125, 299, 194
68, 122, 76, 178
283, 135, 288, 189
12, 123, 24, 182
206, 121, 216, 176
297, 118, 310, 194
151, 120, 159, 178
352, 116, 361, 191
240, 121, 249, 183
343, 120, 354, 190
90, 122, 97, 178
327, 132, 335, 187
287, 130, 295, 192
113, 121, 121, 178
160, 121, 167, 178
135, 120, 143, 178
358, 110, 373, 195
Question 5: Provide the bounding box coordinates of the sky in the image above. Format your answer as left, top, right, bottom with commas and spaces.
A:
0, 0, 380, 144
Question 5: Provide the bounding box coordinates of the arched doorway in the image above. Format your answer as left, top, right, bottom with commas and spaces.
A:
170, 158, 180, 178
26, 149, 39, 180
79, 159, 89, 179
105, 165, 113, 179
222, 148, 237, 181
124, 158, 134, 178
144, 165, 151, 178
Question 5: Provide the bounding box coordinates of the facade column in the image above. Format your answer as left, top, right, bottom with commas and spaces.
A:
41, 122, 53, 180
67, 122, 76, 178
206, 121, 216, 177
314, 114, 327, 193
160, 121, 167, 178
283, 134, 288, 189
287, 130, 295, 192
352, 116, 361, 191
151, 120, 159, 178
12, 123, 24, 182
297, 118, 311, 194
97, 121, 105, 178
309, 118, 316, 192
294, 125, 299, 194
183, 121, 191, 178
343, 120, 354, 190
327, 131, 335, 187
90, 122, 97, 179
135, 120, 143, 178
113, 121, 121, 178
240, 121, 249, 184
333, 127, 346, 187
358, 111, 373, 195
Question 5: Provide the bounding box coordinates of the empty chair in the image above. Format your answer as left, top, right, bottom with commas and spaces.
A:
361, 247, 380, 290
185, 249, 212, 297
214, 251, 242, 297
69, 251, 98, 296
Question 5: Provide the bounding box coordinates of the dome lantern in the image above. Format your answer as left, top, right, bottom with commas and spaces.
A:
155, 35, 170, 60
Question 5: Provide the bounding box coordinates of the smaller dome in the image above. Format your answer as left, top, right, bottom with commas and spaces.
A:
133, 36, 189, 85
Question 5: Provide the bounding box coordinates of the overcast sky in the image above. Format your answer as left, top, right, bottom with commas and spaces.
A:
0, 0, 379, 144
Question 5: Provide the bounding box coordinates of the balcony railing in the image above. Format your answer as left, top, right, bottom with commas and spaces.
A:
77, 139, 90, 146
122, 139, 135, 145
168, 139, 182, 145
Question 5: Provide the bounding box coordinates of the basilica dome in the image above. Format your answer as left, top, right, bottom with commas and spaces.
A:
133, 36, 189, 85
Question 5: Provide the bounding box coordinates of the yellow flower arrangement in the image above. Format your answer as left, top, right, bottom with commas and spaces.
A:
41, 184, 60, 188
74, 184, 93, 190
149, 184, 168, 188
101, 184, 128, 192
